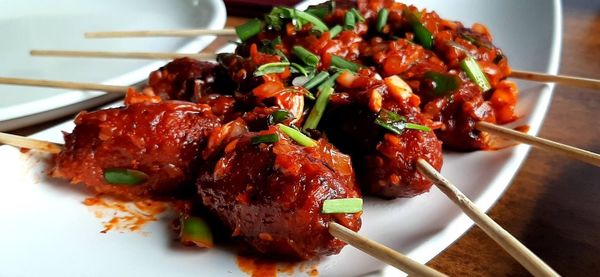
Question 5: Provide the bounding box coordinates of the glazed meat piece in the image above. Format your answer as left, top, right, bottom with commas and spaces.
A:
323, 72, 443, 198
52, 101, 221, 199
197, 129, 362, 259
148, 57, 218, 102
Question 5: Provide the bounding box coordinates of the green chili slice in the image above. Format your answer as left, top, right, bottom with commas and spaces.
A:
251, 133, 280, 145
267, 110, 294, 125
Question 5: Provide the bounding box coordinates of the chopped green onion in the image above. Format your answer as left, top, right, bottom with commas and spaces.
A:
277, 124, 317, 147
406, 10, 433, 49
317, 70, 344, 91
376, 8, 389, 32
460, 56, 491, 92
254, 62, 289, 76
103, 168, 148, 186
374, 109, 431, 135
344, 11, 356, 30
267, 110, 294, 125
329, 25, 343, 38
305, 1, 333, 19
303, 71, 330, 90
330, 55, 361, 72
292, 46, 320, 67
266, 7, 328, 33
424, 71, 460, 96
180, 216, 213, 248
350, 8, 365, 22
235, 18, 262, 42
303, 86, 333, 130
290, 63, 309, 76
322, 198, 363, 214
251, 133, 280, 144
296, 9, 329, 32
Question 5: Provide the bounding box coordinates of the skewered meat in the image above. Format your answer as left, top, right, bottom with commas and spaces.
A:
197, 128, 361, 259
52, 100, 220, 199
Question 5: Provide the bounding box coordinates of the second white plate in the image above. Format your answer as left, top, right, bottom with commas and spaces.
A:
0, 0, 226, 131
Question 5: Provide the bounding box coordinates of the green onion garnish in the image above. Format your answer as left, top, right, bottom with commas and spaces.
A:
350, 8, 365, 22
406, 10, 433, 49
317, 70, 344, 91
254, 62, 290, 76
344, 11, 356, 30
330, 55, 361, 72
303, 71, 330, 90
266, 7, 328, 33
304, 1, 334, 19
267, 110, 294, 125
180, 216, 213, 248
103, 168, 148, 186
290, 63, 309, 76
374, 109, 431, 134
251, 133, 280, 145
424, 71, 460, 96
277, 124, 317, 147
322, 198, 363, 214
303, 86, 333, 130
329, 25, 343, 38
376, 8, 389, 32
292, 46, 320, 67
460, 56, 491, 92
235, 18, 262, 42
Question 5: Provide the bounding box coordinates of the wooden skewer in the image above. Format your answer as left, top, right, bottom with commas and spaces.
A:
0, 133, 445, 277
329, 222, 447, 277
30, 50, 217, 61
476, 121, 600, 167
84, 28, 236, 38
416, 159, 559, 277
511, 70, 600, 90
0, 133, 63, 154
0, 77, 128, 93
30, 49, 600, 91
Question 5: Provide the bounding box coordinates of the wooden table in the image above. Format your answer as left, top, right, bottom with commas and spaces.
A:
12, 1, 600, 276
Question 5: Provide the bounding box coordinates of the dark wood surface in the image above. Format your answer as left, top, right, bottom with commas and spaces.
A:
11, 1, 600, 276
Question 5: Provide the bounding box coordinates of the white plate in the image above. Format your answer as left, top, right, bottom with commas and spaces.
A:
0, 0, 226, 131
0, 0, 561, 276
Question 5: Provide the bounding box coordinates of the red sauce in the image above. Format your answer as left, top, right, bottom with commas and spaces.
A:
236, 255, 277, 277
19, 147, 31, 153
82, 197, 167, 233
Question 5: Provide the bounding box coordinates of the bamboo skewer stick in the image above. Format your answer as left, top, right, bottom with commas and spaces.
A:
0, 77, 128, 93
0, 132, 446, 277
476, 121, 600, 167
416, 159, 560, 277
84, 28, 236, 38
0, 133, 63, 154
511, 70, 600, 90
329, 222, 447, 277
30, 50, 217, 61
29, 49, 600, 90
